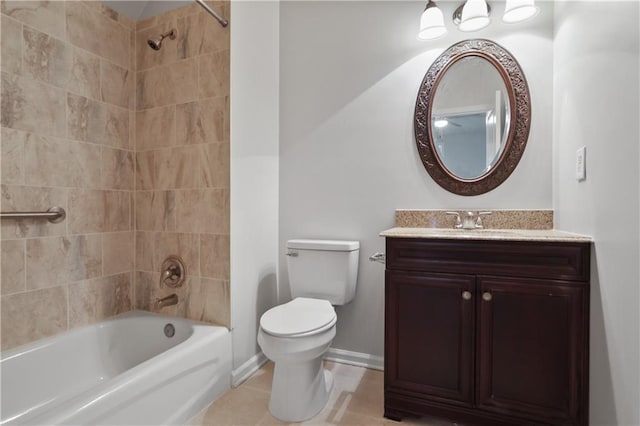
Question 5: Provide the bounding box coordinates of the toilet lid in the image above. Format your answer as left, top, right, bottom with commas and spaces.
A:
260, 298, 337, 337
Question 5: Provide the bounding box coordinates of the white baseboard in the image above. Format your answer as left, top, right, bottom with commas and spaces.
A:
231, 351, 268, 387
324, 347, 384, 371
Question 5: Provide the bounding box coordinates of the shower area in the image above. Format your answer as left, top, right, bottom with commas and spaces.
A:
1, 0, 230, 351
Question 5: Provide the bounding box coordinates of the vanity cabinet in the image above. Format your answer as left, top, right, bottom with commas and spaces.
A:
384, 237, 590, 426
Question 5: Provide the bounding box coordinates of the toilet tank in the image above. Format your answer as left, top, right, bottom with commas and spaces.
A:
286, 239, 359, 305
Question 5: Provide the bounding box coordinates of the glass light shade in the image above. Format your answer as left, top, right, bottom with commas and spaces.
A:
418, 2, 447, 40
503, 0, 539, 23
459, 0, 490, 32
434, 119, 449, 128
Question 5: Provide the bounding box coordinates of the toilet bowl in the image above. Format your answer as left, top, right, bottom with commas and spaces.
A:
257, 297, 337, 422
257, 239, 359, 422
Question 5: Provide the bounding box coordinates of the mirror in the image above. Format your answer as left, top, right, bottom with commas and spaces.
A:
415, 39, 531, 196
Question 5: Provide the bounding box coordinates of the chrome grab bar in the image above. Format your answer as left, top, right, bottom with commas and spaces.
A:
0, 206, 66, 223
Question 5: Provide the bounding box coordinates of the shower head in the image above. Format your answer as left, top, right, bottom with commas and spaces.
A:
147, 29, 177, 51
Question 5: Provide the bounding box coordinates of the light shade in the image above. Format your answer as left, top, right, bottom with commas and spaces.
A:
459, 0, 490, 32
418, 1, 447, 40
503, 0, 539, 23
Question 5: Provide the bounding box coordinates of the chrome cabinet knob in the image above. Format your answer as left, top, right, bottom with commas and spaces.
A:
462, 291, 472, 300
482, 292, 492, 302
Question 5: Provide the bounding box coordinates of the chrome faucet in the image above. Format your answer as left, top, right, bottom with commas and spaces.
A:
156, 293, 179, 309
446, 211, 492, 229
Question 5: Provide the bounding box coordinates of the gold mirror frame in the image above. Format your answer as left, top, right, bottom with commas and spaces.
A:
415, 39, 531, 196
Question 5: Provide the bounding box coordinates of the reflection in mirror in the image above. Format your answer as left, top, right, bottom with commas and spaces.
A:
414, 39, 531, 196
431, 56, 510, 179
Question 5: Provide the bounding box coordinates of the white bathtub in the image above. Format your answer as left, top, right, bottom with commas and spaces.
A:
1, 311, 231, 425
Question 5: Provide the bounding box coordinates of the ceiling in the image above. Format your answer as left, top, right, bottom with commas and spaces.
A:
101, 1, 191, 21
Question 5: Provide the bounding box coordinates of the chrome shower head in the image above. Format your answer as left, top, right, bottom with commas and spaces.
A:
147, 29, 176, 51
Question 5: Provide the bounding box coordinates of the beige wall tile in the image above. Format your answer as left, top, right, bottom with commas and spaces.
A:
1, 127, 25, 185
101, 60, 133, 109
199, 50, 229, 98
156, 145, 201, 189
135, 150, 156, 190
0, 185, 67, 240
24, 132, 101, 188
177, 9, 229, 60
200, 142, 230, 189
176, 189, 229, 234
105, 104, 130, 148
136, 19, 179, 72
1, 239, 26, 295
200, 234, 229, 280
135, 231, 199, 275
1, 1, 65, 39
66, 93, 106, 143
103, 231, 134, 276
102, 147, 134, 190
1, 15, 22, 74
176, 97, 228, 145
137, 58, 198, 109
26, 234, 102, 288
65, 1, 129, 69
1, 71, 65, 137
187, 278, 230, 327
69, 273, 132, 328
136, 106, 176, 151
135, 191, 176, 231
68, 189, 130, 234
67, 48, 101, 100
129, 110, 135, 151
1, 286, 67, 351
22, 26, 71, 87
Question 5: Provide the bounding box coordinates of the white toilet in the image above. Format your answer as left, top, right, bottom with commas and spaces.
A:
257, 239, 359, 422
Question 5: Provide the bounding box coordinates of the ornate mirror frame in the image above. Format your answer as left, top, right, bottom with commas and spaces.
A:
414, 39, 531, 196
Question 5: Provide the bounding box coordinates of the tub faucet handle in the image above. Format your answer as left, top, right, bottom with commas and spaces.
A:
160, 256, 186, 288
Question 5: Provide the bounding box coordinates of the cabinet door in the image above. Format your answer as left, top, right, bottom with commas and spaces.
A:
386, 270, 475, 406
477, 276, 588, 425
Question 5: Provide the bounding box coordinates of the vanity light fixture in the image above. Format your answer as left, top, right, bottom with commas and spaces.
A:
418, 0, 538, 40
418, 0, 447, 40
454, 0, 491, 32
434, 118, 449, 128
503, 0, 539, 23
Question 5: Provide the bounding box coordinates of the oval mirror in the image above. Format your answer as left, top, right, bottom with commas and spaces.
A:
415, 39, 531, 196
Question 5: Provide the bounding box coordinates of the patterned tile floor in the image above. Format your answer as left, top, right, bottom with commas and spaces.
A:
190, 361, 461, 426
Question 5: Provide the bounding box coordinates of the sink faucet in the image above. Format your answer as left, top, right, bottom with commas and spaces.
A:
446, 211, 492, 229
156, 293, 179, 309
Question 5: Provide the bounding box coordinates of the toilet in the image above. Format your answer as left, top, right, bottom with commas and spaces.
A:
257, 239, 360, 422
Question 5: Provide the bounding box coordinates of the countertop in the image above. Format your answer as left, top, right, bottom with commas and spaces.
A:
379, 227, 593, 243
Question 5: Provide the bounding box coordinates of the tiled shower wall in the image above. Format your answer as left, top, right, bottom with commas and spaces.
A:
133, 3, 230, 327
1, 1, 136, 350
0, 1, 230, 351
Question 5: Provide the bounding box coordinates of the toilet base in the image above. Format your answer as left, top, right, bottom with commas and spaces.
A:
268, 359, 334, 422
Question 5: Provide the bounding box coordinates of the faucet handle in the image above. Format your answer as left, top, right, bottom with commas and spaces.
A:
475, 211, 492, 229
445, 211, 462, 229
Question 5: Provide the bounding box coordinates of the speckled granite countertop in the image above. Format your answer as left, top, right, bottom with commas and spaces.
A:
380, 227, 592, 243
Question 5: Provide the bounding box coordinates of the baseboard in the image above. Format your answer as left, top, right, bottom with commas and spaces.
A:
324, 347, 384, 371
231, 351, 268, 388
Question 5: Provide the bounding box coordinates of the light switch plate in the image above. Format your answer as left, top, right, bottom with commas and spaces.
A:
576, 146, 586, 181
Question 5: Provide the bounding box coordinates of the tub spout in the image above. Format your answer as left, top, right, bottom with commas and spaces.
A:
156, 293, 178, 309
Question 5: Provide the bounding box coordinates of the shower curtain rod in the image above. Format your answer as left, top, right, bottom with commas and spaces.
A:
195, 0, 229, 27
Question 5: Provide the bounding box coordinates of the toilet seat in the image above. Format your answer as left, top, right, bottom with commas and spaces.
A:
260, 297, 337, 338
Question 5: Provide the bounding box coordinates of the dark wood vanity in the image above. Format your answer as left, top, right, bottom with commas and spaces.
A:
383, 234, 591, 426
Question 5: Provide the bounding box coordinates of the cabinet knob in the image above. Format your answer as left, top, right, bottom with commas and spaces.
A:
462, 291, 472, 300
482, 292, 492, 302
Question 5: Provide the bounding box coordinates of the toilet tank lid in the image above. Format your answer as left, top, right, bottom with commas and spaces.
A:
287, 239, 359, 251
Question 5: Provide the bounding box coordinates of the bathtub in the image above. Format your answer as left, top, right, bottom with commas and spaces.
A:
1, 311, 231, 425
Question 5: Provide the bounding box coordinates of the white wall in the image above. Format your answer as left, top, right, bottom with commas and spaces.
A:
553, 2, 640, 425
230, 1, 280, 375
278, 1, 554, 358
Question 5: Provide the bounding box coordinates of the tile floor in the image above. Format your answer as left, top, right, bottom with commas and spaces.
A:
191, 361, 459, 426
